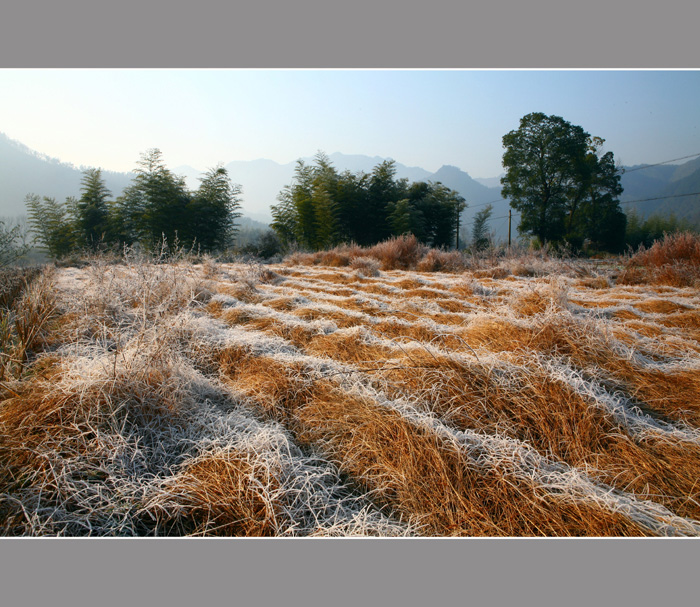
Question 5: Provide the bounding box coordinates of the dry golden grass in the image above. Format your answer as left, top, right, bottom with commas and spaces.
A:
373, 350, 700, 520
300, 384, 651, 536
634, 299, 690, 314
219, 356, 647, 536
165, 450, 280, 536
656, 310, 700, 330
577, 276, 611, 289
454, 312, 700, 427
0, 358, 185, 519
5, 253, 700, 536
291, 306, 364, 328
612, 309, 642, 321
400, 288, 452, 300
620, 232, 700, 287
216, 283, 264, 304
306, 330, 395, 365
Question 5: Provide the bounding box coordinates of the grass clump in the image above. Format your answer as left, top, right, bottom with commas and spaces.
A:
620, 232, 700, 287
163, 448, 280, 536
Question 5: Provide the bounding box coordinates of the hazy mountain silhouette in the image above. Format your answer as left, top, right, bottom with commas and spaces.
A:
619, 158, 700, 224
0, 132, 134, 216
474, 175, 505, 189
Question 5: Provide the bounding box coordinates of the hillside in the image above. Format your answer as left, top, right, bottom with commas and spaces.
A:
0, 133, 133, 216
620, 158, 700, 224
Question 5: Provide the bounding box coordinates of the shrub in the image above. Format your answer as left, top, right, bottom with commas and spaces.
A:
365, 234, 426, 270
630, 232, 700, 268
350, 256, 381, 277
619, 232, 700, 286
416, 249, 466, 272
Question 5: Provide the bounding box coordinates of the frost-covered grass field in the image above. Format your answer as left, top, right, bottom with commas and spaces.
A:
2, 234, 700, 536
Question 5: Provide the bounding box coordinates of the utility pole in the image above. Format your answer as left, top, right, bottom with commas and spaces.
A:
508, 208, 512, 249
455, 202, 460, 250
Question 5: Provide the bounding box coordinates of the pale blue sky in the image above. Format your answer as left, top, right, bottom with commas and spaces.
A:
1, 69, 699, 178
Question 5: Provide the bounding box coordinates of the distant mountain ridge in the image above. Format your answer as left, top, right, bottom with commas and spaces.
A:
2, 131, 699, 237
0, 132, 134, 216
619, 156, 700, 225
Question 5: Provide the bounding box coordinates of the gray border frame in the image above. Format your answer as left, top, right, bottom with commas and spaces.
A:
1, 0, 699, 67
2, 0, 699, 605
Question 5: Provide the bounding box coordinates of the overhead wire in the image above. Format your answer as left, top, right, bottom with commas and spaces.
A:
461, 152, 700, 209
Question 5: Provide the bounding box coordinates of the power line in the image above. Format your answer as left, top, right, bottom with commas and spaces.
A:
462, 153, 700, 209
621, 152, 700, 174
466, 197, 508, 210
461, 213, 511, 228
458, 152, 700, 222
619, 191, 700, 205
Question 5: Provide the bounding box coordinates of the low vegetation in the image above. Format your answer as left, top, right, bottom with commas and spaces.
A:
2, 233, 700, 536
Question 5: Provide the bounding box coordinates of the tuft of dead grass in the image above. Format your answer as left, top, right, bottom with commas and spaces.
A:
620, 232, 700, 287
163, 449, 280, 536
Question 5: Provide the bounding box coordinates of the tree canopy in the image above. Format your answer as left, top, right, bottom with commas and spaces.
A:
271, 154, 466, 251
501, 112, 626, 252
26, 149, 242, 258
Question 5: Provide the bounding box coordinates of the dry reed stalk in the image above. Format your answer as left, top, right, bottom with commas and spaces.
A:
416, 249, 465, 273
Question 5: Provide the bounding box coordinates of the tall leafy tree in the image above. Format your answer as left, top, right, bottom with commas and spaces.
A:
570, 145, 626, 251
271, 183, 299, 246
310, 152, 340, 250
116, 149, 190, 248
25, 194, 76, 258
501, 112, 625, 250
421, 182, 466, 248
471, 204, 493, 251
289, 160, 317, 248
75, 168, 113, 249
334, 169, 370, 244
0, 219, 30, 267
271, 155, 340, 250
189, 165, 242, 252
387, 198, 423, 238
367, 160, 402, 244
271, 154, 465, 250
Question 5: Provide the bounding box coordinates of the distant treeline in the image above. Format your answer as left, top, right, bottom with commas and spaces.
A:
25, 149, 242, 258
625, 210, 698, 250
270, 153, 466, 251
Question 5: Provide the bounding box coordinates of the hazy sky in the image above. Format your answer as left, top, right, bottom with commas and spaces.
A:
1, 69, 699, 178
